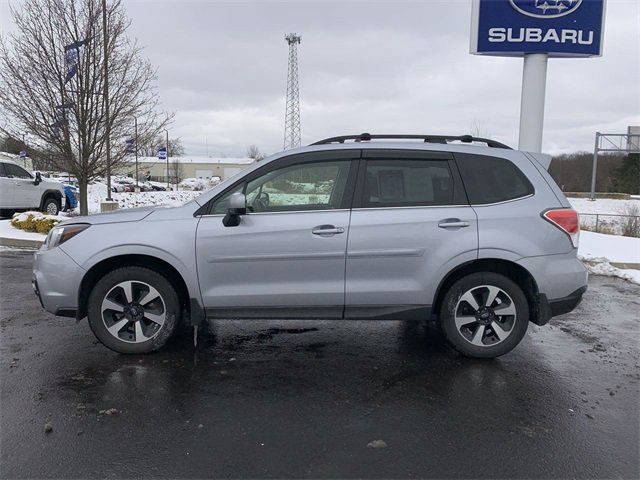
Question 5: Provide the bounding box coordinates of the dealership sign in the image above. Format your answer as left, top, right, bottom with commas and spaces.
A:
470, 0, 606, 57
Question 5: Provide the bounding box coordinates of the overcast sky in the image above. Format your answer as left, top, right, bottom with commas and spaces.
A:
2, 0, 639, 157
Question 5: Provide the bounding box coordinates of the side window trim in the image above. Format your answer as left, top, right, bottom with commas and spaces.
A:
198, 150, 362, 216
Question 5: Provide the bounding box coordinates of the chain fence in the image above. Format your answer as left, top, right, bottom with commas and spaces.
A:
579, 213, 640, 237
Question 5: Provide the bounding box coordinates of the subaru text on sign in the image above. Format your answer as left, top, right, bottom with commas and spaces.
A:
470, 0, 606, 57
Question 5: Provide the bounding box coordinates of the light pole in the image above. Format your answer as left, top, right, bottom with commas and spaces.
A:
102, 0, 112, 201
134, 116, 138, 190
21, 133, 26, 167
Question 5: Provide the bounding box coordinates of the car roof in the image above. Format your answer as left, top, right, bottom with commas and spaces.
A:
280, 140, 524, 161
0, 158, 27, 167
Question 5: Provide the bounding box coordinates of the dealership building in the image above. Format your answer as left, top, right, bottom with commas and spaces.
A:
119, 156, 255, 182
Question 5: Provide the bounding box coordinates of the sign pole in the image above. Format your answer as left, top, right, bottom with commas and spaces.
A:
589, 132, 600, 201
165, 129, 169, 190
518, 53, 548, 153
134, 116, 138, 190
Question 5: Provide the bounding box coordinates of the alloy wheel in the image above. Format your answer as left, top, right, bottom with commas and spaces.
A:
101, 280, 166, 343
46, 202, 58, 215
454, 285, 517, 347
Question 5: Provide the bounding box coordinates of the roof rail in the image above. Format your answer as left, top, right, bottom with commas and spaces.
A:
310, 133, 512, 149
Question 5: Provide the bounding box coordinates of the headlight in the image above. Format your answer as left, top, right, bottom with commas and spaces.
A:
47, 224, 90, 249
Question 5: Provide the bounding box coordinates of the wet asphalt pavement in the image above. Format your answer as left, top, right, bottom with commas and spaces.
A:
1, 249, 639, 479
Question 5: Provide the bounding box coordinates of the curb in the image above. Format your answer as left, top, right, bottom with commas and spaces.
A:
0, 237, 43, 249
610, 262, 640, 270
582, 259, 640, 270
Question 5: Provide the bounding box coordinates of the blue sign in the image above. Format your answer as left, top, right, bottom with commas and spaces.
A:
471, 0, 606, 57
158, 147, 167, 160
125, 138, 135, 154
19, 150, 26, 158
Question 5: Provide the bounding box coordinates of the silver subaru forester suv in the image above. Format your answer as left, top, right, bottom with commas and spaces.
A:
33, 134, 587, 358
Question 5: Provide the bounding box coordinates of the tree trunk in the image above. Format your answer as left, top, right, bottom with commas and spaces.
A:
78, 178, 89, 216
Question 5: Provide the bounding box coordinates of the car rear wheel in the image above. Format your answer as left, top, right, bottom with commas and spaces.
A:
439, 272, 529, 358
87, 267, 180, 354
42, 197, 60, 215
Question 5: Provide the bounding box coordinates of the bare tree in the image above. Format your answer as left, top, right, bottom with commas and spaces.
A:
469, 120, 491, 139
140, 135, 184, 157
246, 144, 265, 161
169, 158, 184, 187
0, 0, 172, 214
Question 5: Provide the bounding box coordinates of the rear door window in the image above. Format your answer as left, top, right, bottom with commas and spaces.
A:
455, 154, 533, 205
361, 159, 455, 207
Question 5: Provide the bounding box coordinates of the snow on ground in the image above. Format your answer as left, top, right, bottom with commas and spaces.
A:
0, 219, 46, 241
568, 197, 639, 215
179, 177, 221, 191
12, 211, 67, 223
578, 231, 640, 264
577, 230, 640, 285
568, 197, 640, 235
83, 182, 202, 214
582, 260, 640, 285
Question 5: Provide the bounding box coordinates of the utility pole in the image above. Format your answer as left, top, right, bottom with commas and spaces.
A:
283, 33, 302, 150
102, 0, 112, 201
165, 129, 169, 189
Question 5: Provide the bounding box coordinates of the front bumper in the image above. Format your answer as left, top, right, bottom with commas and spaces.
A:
33, 245, 84, 316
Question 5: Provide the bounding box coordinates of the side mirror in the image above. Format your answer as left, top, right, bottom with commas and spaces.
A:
34, 171, 42, 185
222, 192, 246, 227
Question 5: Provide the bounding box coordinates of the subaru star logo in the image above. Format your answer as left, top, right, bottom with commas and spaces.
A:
509, 0, 583, 19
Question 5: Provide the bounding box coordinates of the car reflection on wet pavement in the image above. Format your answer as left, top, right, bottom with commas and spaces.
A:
1, 249, 639, 479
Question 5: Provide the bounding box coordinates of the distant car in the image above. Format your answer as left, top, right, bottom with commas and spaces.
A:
150, 184, 166, 191
63, 184, 78, 211
0, 159, 65, 216
111, 181, 129, 193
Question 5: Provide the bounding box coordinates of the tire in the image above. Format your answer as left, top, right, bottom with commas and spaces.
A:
42, 196, 61, 215
439, 272, 529, 358
87, 266, 181, 354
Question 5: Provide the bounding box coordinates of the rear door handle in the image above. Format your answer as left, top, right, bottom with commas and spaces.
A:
438, 219, 470, 229
312, 225, 345, 236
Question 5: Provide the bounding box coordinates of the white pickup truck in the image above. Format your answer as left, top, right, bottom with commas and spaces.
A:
0, 159, 65, 216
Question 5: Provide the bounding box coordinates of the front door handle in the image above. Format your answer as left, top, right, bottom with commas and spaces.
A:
438, 219, 470, 229
312, 225, 345, 236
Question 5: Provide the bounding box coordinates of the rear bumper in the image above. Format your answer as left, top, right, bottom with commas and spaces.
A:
535, 286, 587, 326
549, 285, 587, 317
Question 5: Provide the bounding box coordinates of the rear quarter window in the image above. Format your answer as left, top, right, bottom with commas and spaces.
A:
0, 163, 6, 177
456, 154, 534, 205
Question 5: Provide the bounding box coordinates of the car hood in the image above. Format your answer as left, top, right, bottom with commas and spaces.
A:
65, 206, 159, 225
42, 180, 65, 191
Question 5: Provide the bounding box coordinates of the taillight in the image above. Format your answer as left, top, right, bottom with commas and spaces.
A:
543, 208, 579, 248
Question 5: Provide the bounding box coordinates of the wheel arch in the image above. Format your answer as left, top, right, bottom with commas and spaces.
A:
432, 258, 542, 324
39, 189, 62, 209
77, 253, 201, 324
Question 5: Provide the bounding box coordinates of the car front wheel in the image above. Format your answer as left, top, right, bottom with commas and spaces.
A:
42, 197, 60, 215
439, 272, 529, 358
87, 267, 180, 354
